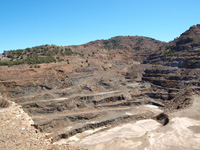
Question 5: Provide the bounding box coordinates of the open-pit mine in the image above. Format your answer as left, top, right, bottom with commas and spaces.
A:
1, 25, 200, 150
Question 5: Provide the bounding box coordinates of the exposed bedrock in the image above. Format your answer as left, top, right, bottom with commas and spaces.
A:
155, 113, 169, 126
0, 78, 73, 98
21, 94, 126, 114
142, 66, 200, 111
51, 115, 136, 143
2, 63, 200, 144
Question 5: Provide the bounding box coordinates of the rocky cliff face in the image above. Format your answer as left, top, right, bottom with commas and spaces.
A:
142, 25, 200, 111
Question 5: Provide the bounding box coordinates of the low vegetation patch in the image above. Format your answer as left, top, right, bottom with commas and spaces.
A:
1, 45, 84, 66
0, 55, 56, 66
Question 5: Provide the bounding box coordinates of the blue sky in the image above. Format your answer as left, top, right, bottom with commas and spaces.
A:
0, 0, 200, 53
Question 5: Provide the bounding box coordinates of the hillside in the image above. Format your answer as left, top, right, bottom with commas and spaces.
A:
145, 24, 200, 68
78, 36, 165, 51
1, 25, 200, 150
169, 24, 200, 50
0, 36, 165, 66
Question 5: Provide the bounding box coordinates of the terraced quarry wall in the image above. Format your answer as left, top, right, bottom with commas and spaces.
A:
1, 61, 200, 150
1, 25, 200, 150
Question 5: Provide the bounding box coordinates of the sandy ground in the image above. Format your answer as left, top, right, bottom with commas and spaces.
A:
59, 95, 200, 150
54, 104, 162, 149
80, 119, 161, 145
145, 95, 200, 150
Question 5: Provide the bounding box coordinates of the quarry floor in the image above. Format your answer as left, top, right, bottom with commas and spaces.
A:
0, 95, 200, 150
54, 95, 200, 150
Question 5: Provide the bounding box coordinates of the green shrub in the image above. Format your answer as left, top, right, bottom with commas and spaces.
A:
79, 53, 84, 57
0, 55, 56, 66
64, 48, 73, 55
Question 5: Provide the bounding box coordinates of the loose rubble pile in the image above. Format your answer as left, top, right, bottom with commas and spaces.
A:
0, 100, 84, 150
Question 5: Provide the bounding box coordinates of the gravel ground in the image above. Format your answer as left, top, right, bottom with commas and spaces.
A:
0, 101, 84, 150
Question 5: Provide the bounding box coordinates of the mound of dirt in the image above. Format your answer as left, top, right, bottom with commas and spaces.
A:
0, 101, 83, 150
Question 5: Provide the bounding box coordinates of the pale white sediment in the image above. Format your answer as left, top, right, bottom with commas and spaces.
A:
80, 119, 161, 145
55, 95, 200, 150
